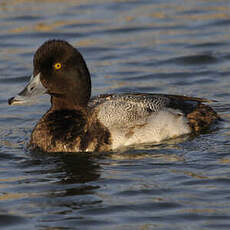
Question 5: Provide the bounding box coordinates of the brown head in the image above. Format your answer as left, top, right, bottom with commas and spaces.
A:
9, 40, 92, 110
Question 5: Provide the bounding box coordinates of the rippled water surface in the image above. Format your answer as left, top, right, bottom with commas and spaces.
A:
1, 0, 230, 229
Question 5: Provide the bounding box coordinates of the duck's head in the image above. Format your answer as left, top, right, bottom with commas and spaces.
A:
9, 40, 91, 109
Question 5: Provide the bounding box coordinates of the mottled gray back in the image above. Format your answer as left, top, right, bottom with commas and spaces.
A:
88, 94, 171, 128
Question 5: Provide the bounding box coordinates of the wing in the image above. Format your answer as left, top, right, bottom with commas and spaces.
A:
88, 93, 213, 128
88, 94, 169, 128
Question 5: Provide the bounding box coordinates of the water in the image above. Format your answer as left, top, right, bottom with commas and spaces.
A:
1, 0, 230, 229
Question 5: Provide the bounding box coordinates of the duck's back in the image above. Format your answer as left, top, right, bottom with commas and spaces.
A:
89, 94, 170, 128
89, 93, 219, 149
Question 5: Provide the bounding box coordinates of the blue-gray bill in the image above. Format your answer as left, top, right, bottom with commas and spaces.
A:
8, 73, 47, 105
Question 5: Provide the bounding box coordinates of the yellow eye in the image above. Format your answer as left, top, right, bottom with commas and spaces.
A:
54, 62, 62, 70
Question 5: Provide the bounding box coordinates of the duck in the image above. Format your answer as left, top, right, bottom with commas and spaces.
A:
8, 40, 219, 152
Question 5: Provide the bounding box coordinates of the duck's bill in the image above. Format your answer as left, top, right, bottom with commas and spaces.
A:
8, 73, 47, 105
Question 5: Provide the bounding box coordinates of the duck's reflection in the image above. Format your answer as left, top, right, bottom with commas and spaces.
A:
20, 152, 103, 227
27, 152, 102, 197
57, 153, 101, 184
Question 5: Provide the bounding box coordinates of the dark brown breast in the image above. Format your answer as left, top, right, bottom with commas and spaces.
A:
29, 109, 111, 152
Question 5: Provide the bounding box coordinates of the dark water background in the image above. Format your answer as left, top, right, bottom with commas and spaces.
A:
1, 0, 230, 229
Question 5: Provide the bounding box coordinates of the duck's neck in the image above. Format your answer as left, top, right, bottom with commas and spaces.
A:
50, 96, 88, 112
